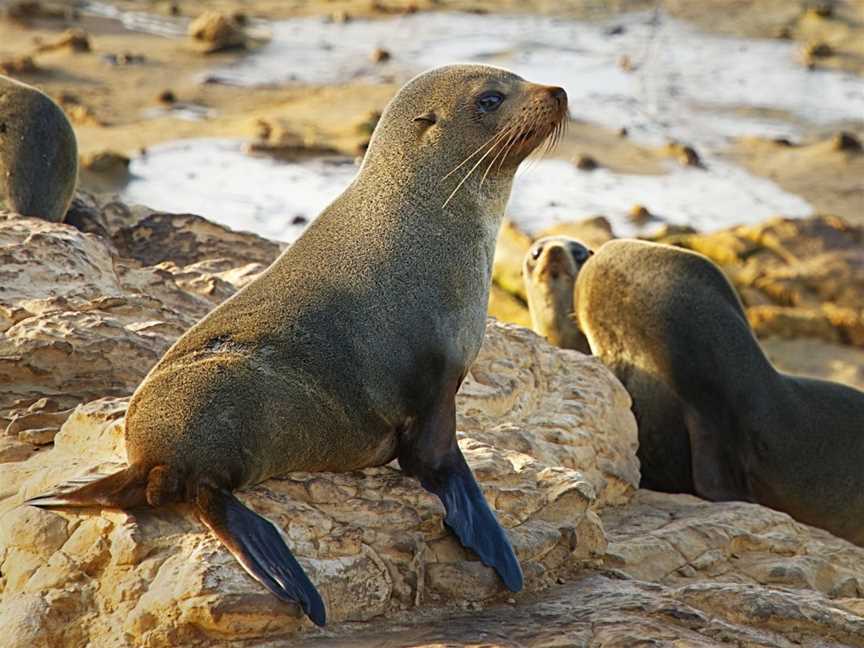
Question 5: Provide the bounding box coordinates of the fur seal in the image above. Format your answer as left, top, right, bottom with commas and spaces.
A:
573, 239, 864, 545
0, 75, 78, 221
27, 65, 568, 624
522, 236, 592, 353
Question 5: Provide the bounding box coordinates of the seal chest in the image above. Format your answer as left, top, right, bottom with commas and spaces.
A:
27, 64, 569, 625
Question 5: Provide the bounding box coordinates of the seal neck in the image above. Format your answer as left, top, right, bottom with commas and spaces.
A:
355, 149, 515, 230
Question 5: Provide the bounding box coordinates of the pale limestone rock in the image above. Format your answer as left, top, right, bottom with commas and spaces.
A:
3, 203, 864, 645
0, 211, 278, 435
284, 490, 864, 647
0, 321, 635, 644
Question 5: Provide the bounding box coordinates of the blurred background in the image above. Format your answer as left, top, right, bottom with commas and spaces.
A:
4, 0, 862, 235
2, 0, 863, 384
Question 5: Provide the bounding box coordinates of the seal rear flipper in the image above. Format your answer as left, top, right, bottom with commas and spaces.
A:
25, 465, 148, 509
398, 381, 523, 593
195, 483, 327, 627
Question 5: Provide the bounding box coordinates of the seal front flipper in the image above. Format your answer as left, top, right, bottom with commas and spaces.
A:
398, 385, 524, 593
196, 482, 327, 626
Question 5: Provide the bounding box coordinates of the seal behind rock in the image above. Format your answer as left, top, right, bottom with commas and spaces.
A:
0, 75, 78, 221
27, 64, 569, 624
574, 239, 864, 545
523, 235, 593, 352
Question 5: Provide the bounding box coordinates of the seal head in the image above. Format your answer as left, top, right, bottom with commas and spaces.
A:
523, 236, 593, 352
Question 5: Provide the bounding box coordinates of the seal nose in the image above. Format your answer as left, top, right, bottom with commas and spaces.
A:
544, 245, 571, 279
548, 86, 568, 106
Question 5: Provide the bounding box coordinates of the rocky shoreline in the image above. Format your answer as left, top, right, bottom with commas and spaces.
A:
2, 198, 864, 646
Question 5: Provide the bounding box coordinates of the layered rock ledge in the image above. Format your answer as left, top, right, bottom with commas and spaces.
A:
2, 199, 864, 646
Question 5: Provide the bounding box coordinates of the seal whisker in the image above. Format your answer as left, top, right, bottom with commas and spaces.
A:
442, 125, 515, 182
442, 124, 519, 208
496, 119, 528, 173
480, 121, 524, 187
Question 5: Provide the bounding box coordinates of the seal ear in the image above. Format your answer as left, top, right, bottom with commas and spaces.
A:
412, 111, 437, 129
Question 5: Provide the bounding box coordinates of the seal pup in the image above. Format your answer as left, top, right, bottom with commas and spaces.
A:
27, 65, 569, 625
573, 239, 864, 544
0, 75, 78, 221
522, 236, 592, 352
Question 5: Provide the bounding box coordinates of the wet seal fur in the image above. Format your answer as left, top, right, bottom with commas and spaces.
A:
0, 75, 78, 221
573, 238, 864, 545
523, 235, 593, 353
27, 64, 568, 625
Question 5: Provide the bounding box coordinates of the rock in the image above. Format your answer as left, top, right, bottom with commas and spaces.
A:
0, 55, 39, 75
0, 209, 278, 421
54, 92, 102, 127
3, 0, 70, 22
662, 141, 703, 168
369, 47, 391, 63
112, 210, 282, 268
2, 199, 864, 644
34, 28, 91, 53
80, 150, 130, 176
627, 204, 654, 225
575, 154, 598, 170
6, 408, 74, 444
187, 11, 250, 53
804, 41, 834, 59
832, 131, 862, 152
0, 320, 637, 643
288, 490, 864, 646
157, 89, 176, 104
804, 1, 835, 19
247, 118, 338, 159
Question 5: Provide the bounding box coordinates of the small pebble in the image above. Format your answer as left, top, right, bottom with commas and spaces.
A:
370, 47, 391, 63
628, 204, 653, 225
157, 89, 176, 104
831, 131, 862, 152
575, 154, 598, 171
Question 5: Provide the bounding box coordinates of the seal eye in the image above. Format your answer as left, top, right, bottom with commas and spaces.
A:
531, 245, 543, 260
477, 91, 505, 113
569, 243, 591, 264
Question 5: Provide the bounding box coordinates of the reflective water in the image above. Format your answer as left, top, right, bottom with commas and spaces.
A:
121, 139, 811, 241
104, 8, 864, 239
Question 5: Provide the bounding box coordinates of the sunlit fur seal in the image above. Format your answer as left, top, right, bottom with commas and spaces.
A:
27, 65, 569, 625
573, 239, 864, 545
522, 236, 592, 353
0, 75, 77, 221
